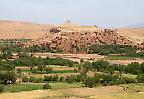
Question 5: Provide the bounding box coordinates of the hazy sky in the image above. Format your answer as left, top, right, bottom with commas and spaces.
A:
0, 0, 143, 27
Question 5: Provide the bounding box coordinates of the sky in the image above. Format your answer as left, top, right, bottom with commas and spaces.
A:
0, 0, 144, 28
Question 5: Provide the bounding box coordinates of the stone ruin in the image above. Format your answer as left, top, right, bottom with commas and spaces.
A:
21, 25, 141, 53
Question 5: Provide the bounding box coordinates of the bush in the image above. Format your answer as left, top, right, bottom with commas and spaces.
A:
123, 77, 136, 84
108, 81, 115, 86
43, 83, 51, 89
83, 77, 96, 88
32, 77, 43, 83
0, 71, 17, 84
80, 59, 84, 63
0, 84, 4, 92
45, 67, 53, 74
43, 75, 53, 82
59, 76, 65, 82
29, 76, 35, 82
125, 62, 141, 75
137, 73, 144, 83
66, 76, 76, 83
75, 74, 84, 82
22, 76, 29, 82
52, 75, 59, 81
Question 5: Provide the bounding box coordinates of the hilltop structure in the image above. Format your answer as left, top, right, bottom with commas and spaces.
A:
22, 22, 139, 53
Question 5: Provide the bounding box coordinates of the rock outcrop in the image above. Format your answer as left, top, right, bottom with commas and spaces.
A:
22, 24, 139, 53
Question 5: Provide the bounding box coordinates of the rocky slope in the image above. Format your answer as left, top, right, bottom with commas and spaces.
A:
0, 20, 143, 53
23, 24, 139, 53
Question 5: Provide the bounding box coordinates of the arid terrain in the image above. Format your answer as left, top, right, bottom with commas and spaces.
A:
0, 20, 144, 99
118, 28, 144, 43
0, 20, 144, 41
0, 20, 53, 39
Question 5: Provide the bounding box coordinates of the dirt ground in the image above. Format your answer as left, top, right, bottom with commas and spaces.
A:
33, 53, 105, 63
107, 59, 144, 65
0, 86, 124, 99
33, 53, 144, 65
118, 28, 144, 43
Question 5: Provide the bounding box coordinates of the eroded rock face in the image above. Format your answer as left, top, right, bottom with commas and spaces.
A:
22, 27, 140, 53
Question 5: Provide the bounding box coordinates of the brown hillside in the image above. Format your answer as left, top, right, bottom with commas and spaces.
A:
0, 20, 53, 39
118, 28, 144, 43
1, 20, 144, 53
23, 25, 138, 53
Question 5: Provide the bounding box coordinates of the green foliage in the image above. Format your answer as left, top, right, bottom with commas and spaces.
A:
12, 57, 74, 67
0, 84, 4, 92
52, 75, 59, 82
82, 61, 92, 73
137, 73, 144, 83
59, 76, 65, 82
1, 47, 12, 59
4, 83, 43, 93
43, 75, 53, 82
19, 52, 29, 58
83, 77, 96, 88
125, 62, 142, 75
29, 76, 35, 82
89, 44, 136, 55
66, 75, 77, 83
22, 76, 29, 82
45, 67, 53, 74
80, 59, 84, 63
75, 74, 85, 82
0, 71, 17, 85
88, 44, 144, 58
43, 83, 51, 89
92, 60, 110, 71
33, 78, 43, 83
29, 76, 43, 83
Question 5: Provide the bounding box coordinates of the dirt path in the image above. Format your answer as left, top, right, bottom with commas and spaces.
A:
108, 59, 144, 65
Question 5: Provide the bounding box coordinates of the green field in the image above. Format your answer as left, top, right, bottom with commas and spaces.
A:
106, 55, 136, 60
4, 82, 82, 93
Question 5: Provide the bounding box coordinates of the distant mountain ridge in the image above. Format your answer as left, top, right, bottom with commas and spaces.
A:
126, 23, 144, 28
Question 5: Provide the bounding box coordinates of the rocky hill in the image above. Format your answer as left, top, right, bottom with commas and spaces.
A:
23, 23, 139, 53
0, 20, 144, 53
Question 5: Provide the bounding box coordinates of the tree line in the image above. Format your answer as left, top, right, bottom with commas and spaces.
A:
88, 44, 144, 58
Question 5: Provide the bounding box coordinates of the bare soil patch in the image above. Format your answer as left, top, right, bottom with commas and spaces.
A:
108, 59, 144, 65
0, 86, 123, 99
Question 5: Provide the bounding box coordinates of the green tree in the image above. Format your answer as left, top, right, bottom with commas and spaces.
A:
83, 77, 96, 88
82, 61, 92, 73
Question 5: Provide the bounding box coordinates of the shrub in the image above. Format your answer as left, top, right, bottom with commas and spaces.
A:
43, 75, 53, 82
83, 77, 96, 88
123, 77, 136, 84
52, 75, 59, 81
0, 71, 17, 84
66, 76, 76, 83
0, 84, 4, 92
125, 62, 141, 75
108, 81, 115, 86
75, 74, 84, 82
29, 76, 35, 82
34, 78, 43, 83
31, 68, 37, 73
43, 83, 51, 89
59, 76, 65, 82
80, 59, 84, 63
45, 67, 53, 74
22, 76, 29, 82
137, 73, 144, 83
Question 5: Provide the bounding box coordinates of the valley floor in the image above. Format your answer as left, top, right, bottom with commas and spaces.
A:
1, 85, 144, 99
